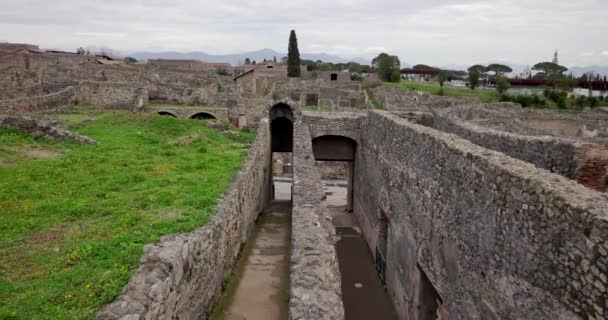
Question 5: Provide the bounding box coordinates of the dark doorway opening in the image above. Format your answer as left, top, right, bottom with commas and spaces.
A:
157, 111, 176, 117
417, 264, 444, 320
190, 112, 216, 120
331, 73, 338, 81
270, 103, 294, 153
269, 103, 294, 201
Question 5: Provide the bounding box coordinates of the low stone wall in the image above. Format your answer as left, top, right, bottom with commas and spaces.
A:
428, 114, 608, 191
75, 81, 149, 110
354, 111, 608, 319
97, 120, 272, 320
289, 119, 345, 320
0, 86, 75, 112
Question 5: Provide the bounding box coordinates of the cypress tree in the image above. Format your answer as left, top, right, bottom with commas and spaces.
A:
287, 30, 301, 78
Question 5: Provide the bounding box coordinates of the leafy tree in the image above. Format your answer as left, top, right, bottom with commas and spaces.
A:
532, 62, 568, 79
76, 47, 85, 55
244, 58, 251, 65
496, 77, 510, 95
487, 64, 513, 77
468, 69, 480, 90
252, 60, 257, 65
124, 57, 138, 64
412, 64, 439, 71
438, 70, 449, 86
372, 53, 401, 82
468, 65, 488, 74
287, 30, 301, 77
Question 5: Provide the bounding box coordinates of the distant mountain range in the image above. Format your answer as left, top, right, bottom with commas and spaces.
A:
128, 48, 370, 66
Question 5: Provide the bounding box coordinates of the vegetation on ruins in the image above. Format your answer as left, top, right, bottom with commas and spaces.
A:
124, 57, 138, 64
287, 30, 301, 77
0, 110, 254, 319
372, 53, 401, 83
384, 81, 495, 102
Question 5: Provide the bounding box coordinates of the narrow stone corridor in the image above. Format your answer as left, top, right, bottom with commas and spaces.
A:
214, 181, 292, 320
325, 183, 397, 320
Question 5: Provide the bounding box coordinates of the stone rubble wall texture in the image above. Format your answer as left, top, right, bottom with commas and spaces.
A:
370, 86, 476, 111
354, 110, 608, 320
427, 112, 608, 191
97, 120, 272, 320
0, 86, 76, 112
290, 116, 345, 320
75, 81, 149, 110
0, 113, 97, 144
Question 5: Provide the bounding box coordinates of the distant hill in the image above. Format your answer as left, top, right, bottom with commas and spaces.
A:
128, 48, 370, 66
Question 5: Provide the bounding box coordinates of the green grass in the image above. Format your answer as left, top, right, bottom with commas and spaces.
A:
384, 81, 497, 103
370, 100, 384, 110
0, 111, 255, 320
303, 105, 332, 112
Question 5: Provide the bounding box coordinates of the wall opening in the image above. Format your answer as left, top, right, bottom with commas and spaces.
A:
157, 111, 176, 117
190, 112, 216, 120
331, 73, 338, 81
269, 103, 294, 202
416, 264, 444, 320
311, 135, 356, 210
272, 152, 293, 201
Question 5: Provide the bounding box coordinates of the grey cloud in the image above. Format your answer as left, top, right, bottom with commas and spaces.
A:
0, 0, 606, 66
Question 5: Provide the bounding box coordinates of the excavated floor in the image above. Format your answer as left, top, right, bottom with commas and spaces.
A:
325, 184, 398, 320
215, 181, 291, 320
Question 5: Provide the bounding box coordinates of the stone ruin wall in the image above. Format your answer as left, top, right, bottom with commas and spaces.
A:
353, 111, 608, 320
289, 116, 345, 320
97, 119, 272, 320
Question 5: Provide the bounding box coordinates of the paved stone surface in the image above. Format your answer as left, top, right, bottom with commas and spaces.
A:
219, 201, 291, 320
326, 184, 397, 320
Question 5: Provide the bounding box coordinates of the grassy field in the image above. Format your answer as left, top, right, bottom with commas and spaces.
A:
0, 111, 255, 320
384, 81, 497, 103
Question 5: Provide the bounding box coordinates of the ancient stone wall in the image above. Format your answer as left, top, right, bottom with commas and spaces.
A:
354, 111, 608, 320
0, 86, 76, 112
290, 118, 345, 320
426, 114, 608, 191
371, 86, 475, 111
97, 120, 272, 320
75, 81, 149, 110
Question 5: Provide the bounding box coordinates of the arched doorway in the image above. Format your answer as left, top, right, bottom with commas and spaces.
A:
269, 103, 294, 200
157, 111, 176, 117
311, 135, 357, 210
190, 112, 216, 120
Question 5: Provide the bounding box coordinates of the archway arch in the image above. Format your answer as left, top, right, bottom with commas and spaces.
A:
190, 112, 217, 120
269, 103, 294, 153
157, 111, 177, 117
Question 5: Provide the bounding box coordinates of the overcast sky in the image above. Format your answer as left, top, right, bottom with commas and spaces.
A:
1, 0, 607, 67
